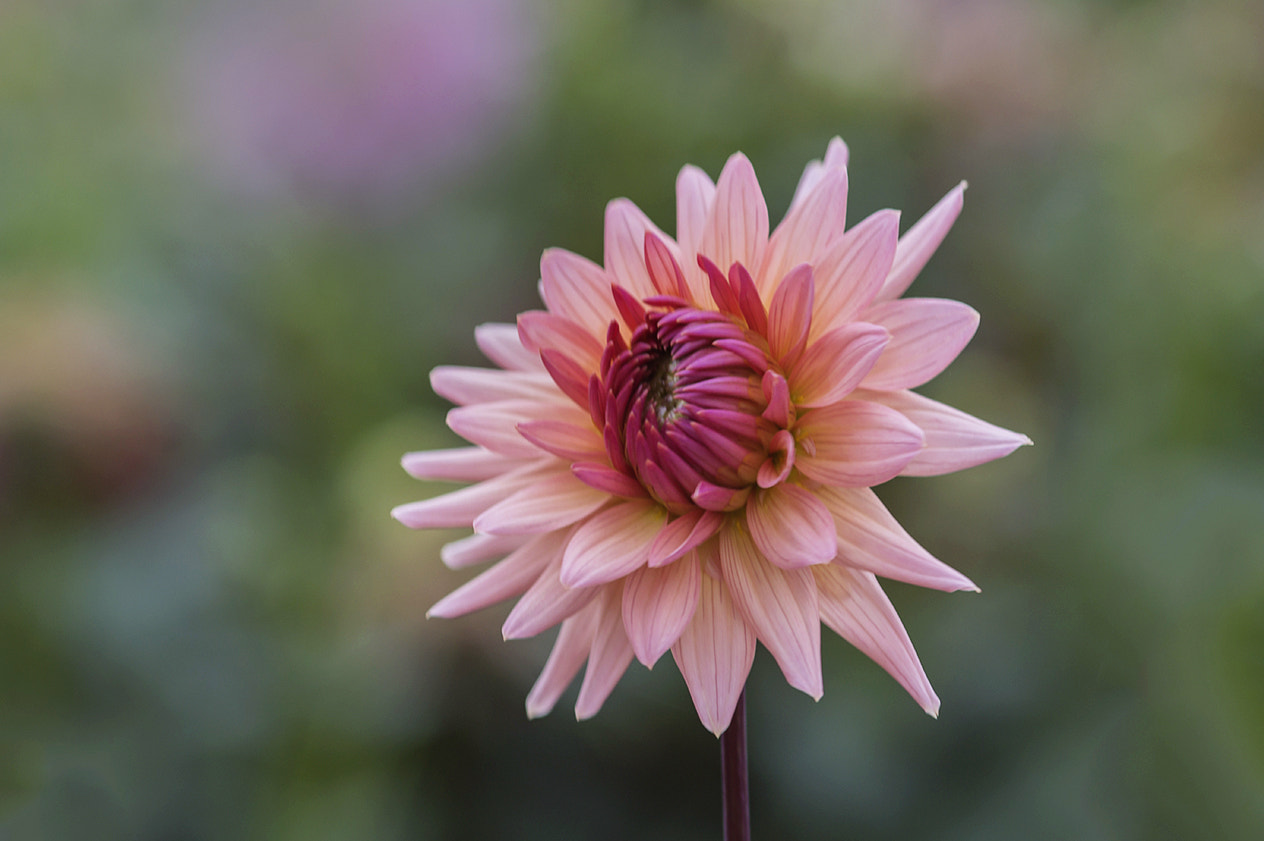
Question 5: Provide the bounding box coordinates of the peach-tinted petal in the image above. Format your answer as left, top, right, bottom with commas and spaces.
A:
699, 152, 768, 277
675, 165, 716, 301
860, 298, 980, 390
474, 322, 544, 372
474, 471, 609, 535
392, 464, 545, 529
516, 419, 607, 462
647, 509, 724, 567
746, 483, 836, 570
814, 564, 939, 716
766, 263, 814, 366
576, 587, 636, 719
402, 447, 531, 482
718, 522, 823, 699
428, 530, 568, 619
447, 401, 559, 457
540, 349, 594, 409
518, 310, 604, 373
571, 461, 649, 498
430, 366, 557, 406
526, 604, 600, 718
815, 485, 977, 592
539, 247, 619, 333
622, 551, 702, 666
440, 532, 527, 570
795, 401, 925, 487
760, 167, 848, 297
502, 553, 601, 640
790, 322, 890, 408
877, 181, 965, 303
560, 499, 667, 588
858, 388, 1032, 476
788, 136, 849, 213
605, 198, 676, 299
672, 567, 756, 736
809, 209, 900, 341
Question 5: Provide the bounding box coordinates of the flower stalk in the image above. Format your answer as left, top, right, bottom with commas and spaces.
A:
720, 690, 750, 841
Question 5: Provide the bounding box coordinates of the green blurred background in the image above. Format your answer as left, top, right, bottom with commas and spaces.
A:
2, 0, 1262, 838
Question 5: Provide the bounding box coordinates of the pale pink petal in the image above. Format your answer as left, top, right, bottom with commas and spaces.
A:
401, 447, 532, 482
605, 198, 676, 299
474, 322, 544, 372
676, 164, 717, 301
699, 153, 769, 278
503, 553, 600, 640
859, 388, 1032, 476
429, 530, 568, 619
788, 136, 849, 213
809, 209, 900, 341
440, 532, 528, 570
759, 167, 848, 297
814, 564, 939, 716
765, 263, 814, 365
526, 604, 600, 718
622, 551, 702, 666
473, 471, 610, 535
430, 366, 557, 406
571, 462, 648, 498
859, 298, 980, 390
517, 310, 604, 373
790, 323, 890, 408
647, 509, 723, 567
560, 499, 668, 588
539, 248, 619, 334
575, 587, 636, 719
746, 483, 836, 569
718, 522, 823, 699
672, 569, 757, 736
815, 485, 978, 592
392, 465, 543, 529
539, 349, 591, 409
877, 182, 966, 303
516, 419, 607, 462
795, 401, 925, 487
447, 401, 564, 457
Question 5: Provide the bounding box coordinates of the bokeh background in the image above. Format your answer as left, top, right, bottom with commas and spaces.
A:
3, 0, 1262, 838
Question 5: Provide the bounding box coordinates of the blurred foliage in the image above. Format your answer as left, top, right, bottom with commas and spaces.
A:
1, 0, 1262, 838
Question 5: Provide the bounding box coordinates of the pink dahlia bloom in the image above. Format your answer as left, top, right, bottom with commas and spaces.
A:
394, 139, 1030, 735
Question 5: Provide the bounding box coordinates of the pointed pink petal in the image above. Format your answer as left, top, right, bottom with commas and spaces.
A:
790, 323, 890, 408
516, 419, 606, 462
439, 532, 527, 570
401, 447, 530, 482
392, 466, 542, 529
645, 231, 690, 298
858, 388, 1032, 476
539, 248, 619, 334
430, 366, 557, 406
560, 499, 667, 588
756, 429, 795, 488
526, 604, 600, 718
675, 165, 718, 302
622, 551, 702, 666
815, 485, 977, 592
605, 198, 676, 299
787, 136, 849, 214
814, 564, 939, 715
766, 263, 814, 366
429, 530, 568, 618
647, 509, 723, 567
746, 483, 837, 570
809, 209, 900, 341
475, 322, 544, 372
539, 349, 592, 409
760, 167, 848, 297
503, 552, 600, 639
447, 400, 566, 457
859, 298, 979, 390
473, 471, 609, 535
672, 570, 757, 736
571, 462, 648, 499
795, 400, 925, 487
517, 310, 604, 373
575, 587, 636, 719
718, 522, 823, 699
699, 153, 769, 279
877, 182, 966, 302
760, 369, 791, 427
691, 481, 750, 512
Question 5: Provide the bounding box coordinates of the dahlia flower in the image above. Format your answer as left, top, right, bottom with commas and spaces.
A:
393, 138, 1029, 735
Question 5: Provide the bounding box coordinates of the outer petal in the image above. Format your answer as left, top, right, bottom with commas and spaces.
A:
575, 586, 636, 720
745, 483, 837, 570
539, 248, 619, 334
622, 551, 702, 667
440, 532, 528, 570
795, 401, 925, 487
646, 509, 724, 567
447, 400, 572, 457
503, 553, 600, 640
809, 209, 900, 341
877, 182, 965, 302
859, 298, 979, 391
391, 464, 545, 529
815, 485, 978, 592
475, 322, 545, 372
718, 522, 823, 699
858, 388, 1032, 476
676, 164, 717, 302
790, 323, 890, 408
473, 471, 609, 535
765, 264, 814, 366
526, 604, 600, 718
759, 167, 848, 297
516, 418, 607, 462
605, 198, 677, 299
430, 366, 557, 406
699, 153, 769, 279
428, 530, 567, 618
560, 499, 668, 588
814, 564, 940, 716
672, 563, 757, 736
788, 136, 849, 213
517, 310, 604, 373
401, 447, 532, 482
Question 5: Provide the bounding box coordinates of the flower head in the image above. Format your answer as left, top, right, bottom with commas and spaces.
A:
394, 138, 1030, 734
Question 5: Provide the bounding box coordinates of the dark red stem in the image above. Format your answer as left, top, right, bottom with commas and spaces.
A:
721, 689, 750, 841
